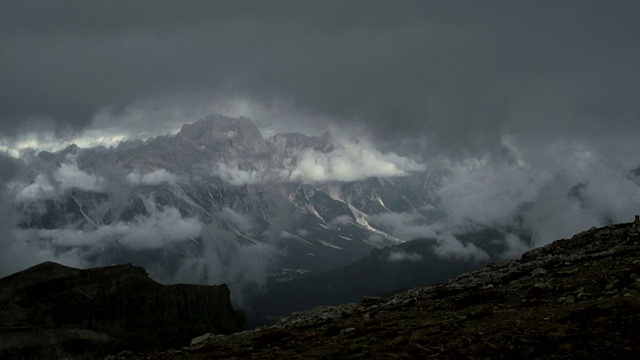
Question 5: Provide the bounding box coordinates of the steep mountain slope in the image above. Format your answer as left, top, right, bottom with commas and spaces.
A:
121, 217, 640, 359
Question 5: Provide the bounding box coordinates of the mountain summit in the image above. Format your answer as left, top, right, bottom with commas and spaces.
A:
178, 114, 268, 153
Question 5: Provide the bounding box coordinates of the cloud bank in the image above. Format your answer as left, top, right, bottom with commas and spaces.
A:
56, 160, 105, 192
126, 169, 179, 186
287, 140, 425, 183
8, 157, 105, 201
387, 251, 423, 262
15, 207, 201, 250
209, 137, 425, 185
436, 137, 640, 246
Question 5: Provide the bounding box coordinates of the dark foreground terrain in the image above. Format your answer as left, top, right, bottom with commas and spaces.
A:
117, 218, 640, 359
0, 262, 244, 359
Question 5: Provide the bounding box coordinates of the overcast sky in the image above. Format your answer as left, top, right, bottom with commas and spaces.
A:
1, 1, 639, 152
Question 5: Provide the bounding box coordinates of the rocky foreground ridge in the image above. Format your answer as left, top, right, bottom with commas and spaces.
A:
120, 218, 640, 359
0, 262, 244, 359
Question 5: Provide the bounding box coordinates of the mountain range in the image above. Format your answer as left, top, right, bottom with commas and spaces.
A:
8, 114, 640, 327
8, 115, 500, 285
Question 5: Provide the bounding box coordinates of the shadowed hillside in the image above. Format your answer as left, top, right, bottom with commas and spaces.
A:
120, 217, 640, 359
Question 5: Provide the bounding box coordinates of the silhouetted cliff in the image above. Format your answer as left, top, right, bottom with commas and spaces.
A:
0, 262, 244, 359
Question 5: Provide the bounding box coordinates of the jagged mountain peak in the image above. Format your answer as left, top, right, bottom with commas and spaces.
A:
178, 114, 267, 152
116, 139, 144, 152
37, 143, 80, 162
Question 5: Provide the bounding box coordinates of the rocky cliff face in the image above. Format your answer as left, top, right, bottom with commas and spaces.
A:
121, 217, 640, 359
0, 262, 245, 359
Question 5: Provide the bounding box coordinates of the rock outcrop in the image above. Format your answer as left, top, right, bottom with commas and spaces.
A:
121, 218, 640, 359
0, 262, 245, 359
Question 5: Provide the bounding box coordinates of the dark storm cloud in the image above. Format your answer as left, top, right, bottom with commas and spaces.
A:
1, 1, 639, 149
